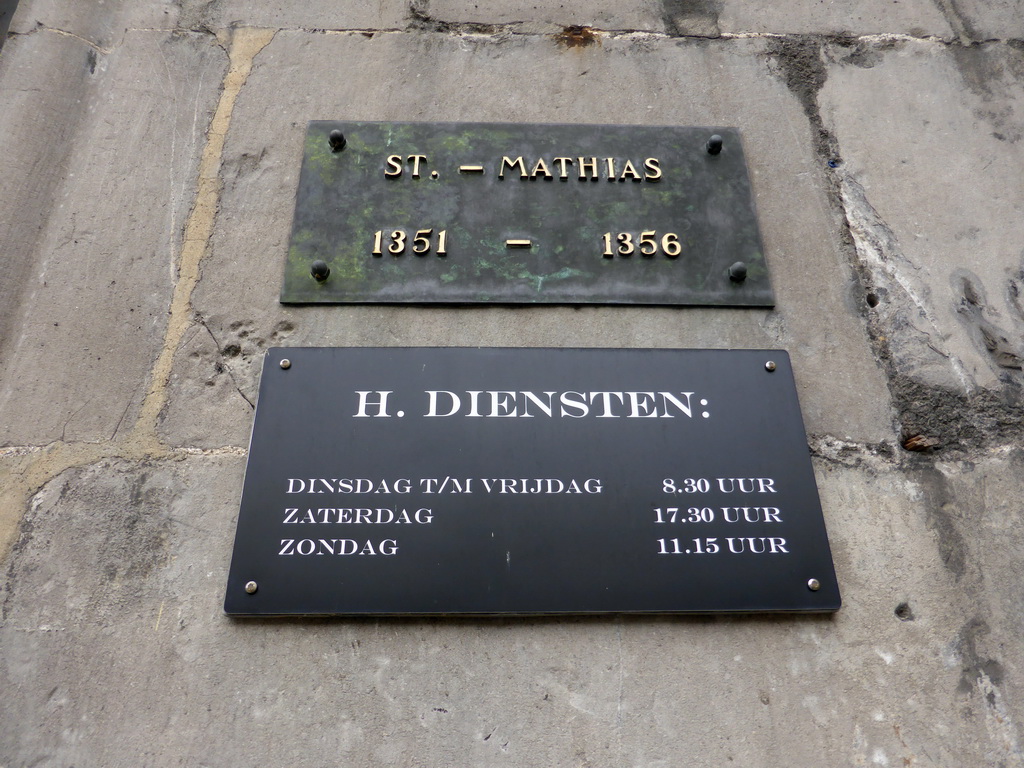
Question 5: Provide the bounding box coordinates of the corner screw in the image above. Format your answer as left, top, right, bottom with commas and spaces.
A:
328, 129, 346, 152
245, 581, 258, 594
765, 361, 776, 372
728, 261, 748, 282
310, 260, 330, 282
807, 578, 821, 592
280, 359, 291, 370
706, 134, 723, 155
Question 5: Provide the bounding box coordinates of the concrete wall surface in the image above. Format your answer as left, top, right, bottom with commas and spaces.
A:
1, 0, 1023, 765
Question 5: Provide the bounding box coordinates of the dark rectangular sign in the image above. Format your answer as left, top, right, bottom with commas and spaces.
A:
225, 348, 839, 616
281, 121, 772, 306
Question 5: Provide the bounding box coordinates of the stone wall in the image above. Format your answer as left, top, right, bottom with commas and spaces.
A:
1, 1, 1022, 765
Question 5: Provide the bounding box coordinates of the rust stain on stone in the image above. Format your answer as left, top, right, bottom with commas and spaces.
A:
555, 26, 599, 49
903, 434, 940, 452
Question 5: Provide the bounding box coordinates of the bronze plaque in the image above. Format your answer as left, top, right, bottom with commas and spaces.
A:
281, 122, 771, 306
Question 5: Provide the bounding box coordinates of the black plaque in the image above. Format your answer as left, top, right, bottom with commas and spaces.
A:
225, 348, 839, 616
281, 122, 772, 306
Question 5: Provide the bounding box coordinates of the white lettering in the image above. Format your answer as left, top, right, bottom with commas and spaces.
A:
520, 391, 555, 417
278, 539, 400, 556
559, 391, 589, 418
425, 390, 461, 417
658, 392, 694, 418
590, 391, 625, 418
627, 391, 658, 418
489, 391, 518, 417
354, 390, 393, 418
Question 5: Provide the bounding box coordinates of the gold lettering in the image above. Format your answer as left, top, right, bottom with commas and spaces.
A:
530, 158, 553, 179
578, 157, 598, 181
491, 155, 661, 183
605, 157, 617, 181
553, 157, 574, 180
643, 157, 662, 181
408, 154, 427, 178
619, 159, 642, 182
499, 156, 528, 179
384, 154, 403, 177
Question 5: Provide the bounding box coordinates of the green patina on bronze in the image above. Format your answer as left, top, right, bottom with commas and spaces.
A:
281, 121, 773, 306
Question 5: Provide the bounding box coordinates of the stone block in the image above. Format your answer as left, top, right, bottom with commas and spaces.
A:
202, 0, 412, 31
0, 30, 226, 446
10, 0, 178, 47
423, 1, 663, 32
821, 39, 1024, 443
718, 0, 952, 37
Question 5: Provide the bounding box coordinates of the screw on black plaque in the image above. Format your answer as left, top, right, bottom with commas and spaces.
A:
765, 361, 776, 372
328, 129, 346, 152
245, 581, 258, 594
807, 578, 821, 591
310, 260, 330, 282
706, 134, 723, 155
728, 261, 747, 283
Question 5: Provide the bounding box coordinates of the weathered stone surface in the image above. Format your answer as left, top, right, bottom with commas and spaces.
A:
0, 30, 225, 446
423, 1, 663, 32
813, 454, 1024, 765
934, 0, 1024, 42
203, 0, 411, 30
820, 38, 1024, 446
164, 30, 893, 450
2, 456, 1019, 765
9, 0, 178, 47
4, 0, 981, 45
0, 457, 244, 765
718, 0, 953, 37
7, 0, 411, 48
425, 0, 954, 37
0, 30, 94, 370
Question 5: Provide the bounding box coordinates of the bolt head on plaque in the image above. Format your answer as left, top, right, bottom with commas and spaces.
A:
328, 129, 346, 152
245, 581, 258, 594
706, 134, 723, 155
279, 359, 291, 370
310, 260, 330, 282
728, 261, 748, 283
765, 361, 776, 372
807, 578, 821, 591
